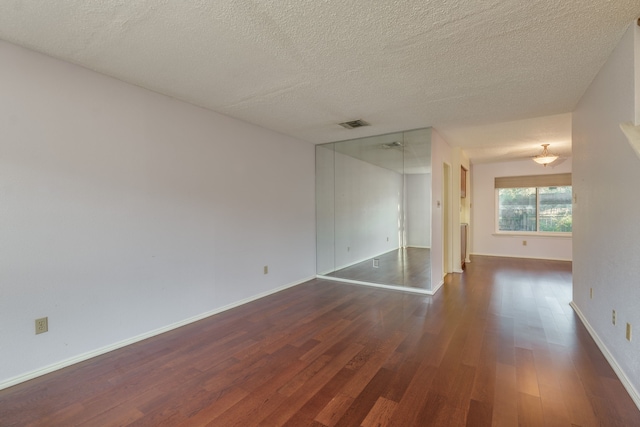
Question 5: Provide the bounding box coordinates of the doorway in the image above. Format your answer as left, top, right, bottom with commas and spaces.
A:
443, 162, 452, 276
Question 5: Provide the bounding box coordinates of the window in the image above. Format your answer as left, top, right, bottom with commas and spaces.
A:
495, 174, 572, 234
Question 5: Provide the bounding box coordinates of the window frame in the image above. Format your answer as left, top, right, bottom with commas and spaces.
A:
494, 184, 572, 237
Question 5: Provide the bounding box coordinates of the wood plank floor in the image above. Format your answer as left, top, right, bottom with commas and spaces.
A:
327, 247, 431, 289
1, 256, 639, 426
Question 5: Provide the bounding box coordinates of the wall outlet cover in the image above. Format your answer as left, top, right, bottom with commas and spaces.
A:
35, 317, 48, 335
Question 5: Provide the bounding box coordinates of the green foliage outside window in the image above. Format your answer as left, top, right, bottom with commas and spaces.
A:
498, 186, 572, 233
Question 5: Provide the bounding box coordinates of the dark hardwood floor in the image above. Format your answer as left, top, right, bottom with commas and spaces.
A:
327, 247, 431, 289
1, 256, 638, 426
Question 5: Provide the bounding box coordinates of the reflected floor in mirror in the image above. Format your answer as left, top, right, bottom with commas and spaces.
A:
327, 247, 430, 289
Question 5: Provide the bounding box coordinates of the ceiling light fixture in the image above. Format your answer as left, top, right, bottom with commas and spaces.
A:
532, 144, 558, 167
381, 141, 403, 149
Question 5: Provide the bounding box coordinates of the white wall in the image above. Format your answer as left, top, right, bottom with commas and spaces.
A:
572, 22, 640, 405
405, 173, 431, 248
471, 158, 573, 261
430, 129, 452, 292
333, 152, 402, 270
0, 41, 316, 386
636, 23, 640, 126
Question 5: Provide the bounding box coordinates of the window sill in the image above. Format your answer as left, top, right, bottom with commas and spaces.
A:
492, 232, 572, 238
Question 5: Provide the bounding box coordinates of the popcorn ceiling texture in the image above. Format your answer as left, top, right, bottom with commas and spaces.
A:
436, 113, 573, 164
0, 0, 638, 146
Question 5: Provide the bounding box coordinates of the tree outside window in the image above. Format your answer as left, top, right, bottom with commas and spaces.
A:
498, 186, 572, 233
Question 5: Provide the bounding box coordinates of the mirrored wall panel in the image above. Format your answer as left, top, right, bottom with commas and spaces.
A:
316, 128, 432, 290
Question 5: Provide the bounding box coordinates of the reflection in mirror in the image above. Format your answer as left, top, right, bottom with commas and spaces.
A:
316, 128, 432, 291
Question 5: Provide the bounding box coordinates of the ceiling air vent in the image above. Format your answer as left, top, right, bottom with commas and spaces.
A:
339, 119, 370, 129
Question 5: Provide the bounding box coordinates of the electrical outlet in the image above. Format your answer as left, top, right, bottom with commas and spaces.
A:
522, 240, 527, 246
373, 258, 380, 268
263, 265, 268, 275
35, 317, 48, 335
627, 323, 632, 341
612, 310, 616, 325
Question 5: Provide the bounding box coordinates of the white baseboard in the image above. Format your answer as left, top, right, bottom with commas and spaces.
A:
570, 302, 640, 411
406, 245, 431, 249
470, 252, 572, 262
0, 276, 314, 391
431, 279, 445, 294
316, 275, 435, 295
333, 248, 400, 271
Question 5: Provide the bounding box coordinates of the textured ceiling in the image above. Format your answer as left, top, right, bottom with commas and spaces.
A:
436, 113, 572, 164
0, 1, 639, 161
